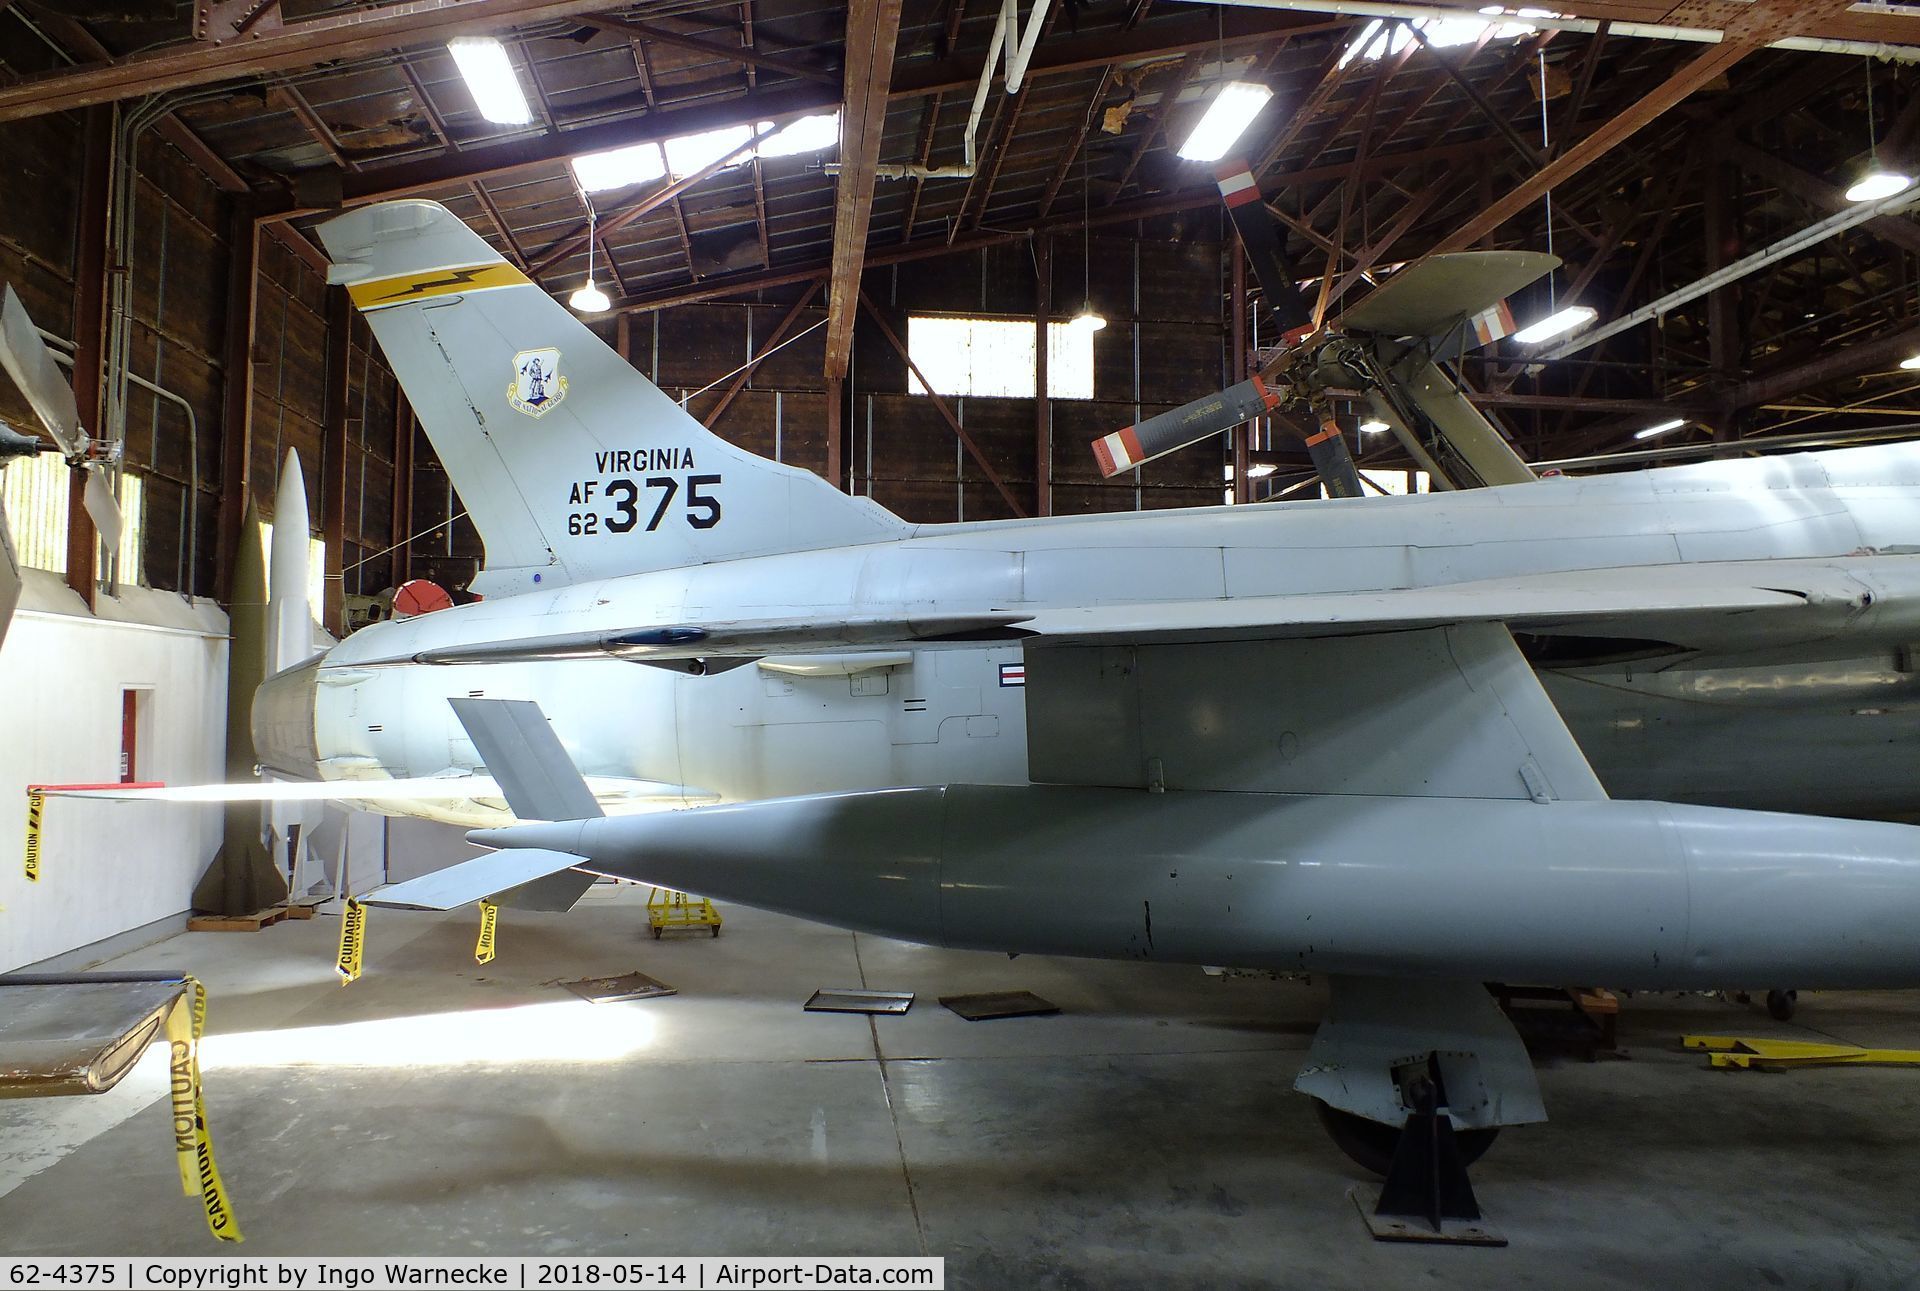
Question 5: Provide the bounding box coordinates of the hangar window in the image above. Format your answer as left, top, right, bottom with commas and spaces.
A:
0, 451, 145, 584
905, 316, 1095, 400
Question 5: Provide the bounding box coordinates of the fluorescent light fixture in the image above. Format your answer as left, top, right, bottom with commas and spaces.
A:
572, 142, 666, 194
665, 124, 755, 179
1512, 304, 1598, 344
1846, 169, 1914, 203
1633, 418, 1686, 441
1176, 81, 1274, 162
446, 37, 531, 127
1359, 418, 1392, 434
569, 280, 611, 314
1901, 354, 1920, 370
1074, 303, 1107, 332
758, 113, 840, 158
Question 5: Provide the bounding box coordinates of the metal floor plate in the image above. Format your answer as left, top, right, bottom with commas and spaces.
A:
559, 971, 676, 1003
804, 989, 915, 1015
939, 990, 1060, 1021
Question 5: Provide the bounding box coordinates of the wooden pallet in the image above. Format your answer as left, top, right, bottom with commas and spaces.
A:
188, 903, 293, 932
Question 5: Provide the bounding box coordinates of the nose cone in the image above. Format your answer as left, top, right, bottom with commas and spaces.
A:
252, 654, 324, 778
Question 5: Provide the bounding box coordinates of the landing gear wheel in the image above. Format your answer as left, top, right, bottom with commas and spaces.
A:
1766, 989, 1798, 1022
651, 927, 663, 940
1312, 1098, 1500, 1178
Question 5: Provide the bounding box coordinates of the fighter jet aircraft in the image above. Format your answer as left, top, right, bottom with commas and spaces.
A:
16, 193, 1920, 1175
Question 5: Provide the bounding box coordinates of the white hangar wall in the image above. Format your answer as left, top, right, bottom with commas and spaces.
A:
0, 570, 227, 971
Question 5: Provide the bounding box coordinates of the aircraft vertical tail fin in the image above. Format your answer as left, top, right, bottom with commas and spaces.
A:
316, 201, 905, 597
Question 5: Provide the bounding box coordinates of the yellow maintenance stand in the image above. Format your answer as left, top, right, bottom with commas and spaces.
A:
1684, 1034, 1920, 1070
647, 888, 722, 938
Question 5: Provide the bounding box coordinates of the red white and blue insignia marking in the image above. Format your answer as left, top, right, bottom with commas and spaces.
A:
998, 662, 1026, 688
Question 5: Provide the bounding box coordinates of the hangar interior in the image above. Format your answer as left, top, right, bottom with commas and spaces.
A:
5, 0, 1920, 1280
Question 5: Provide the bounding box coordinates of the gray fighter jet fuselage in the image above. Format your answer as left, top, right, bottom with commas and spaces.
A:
257, 440, 1920, 827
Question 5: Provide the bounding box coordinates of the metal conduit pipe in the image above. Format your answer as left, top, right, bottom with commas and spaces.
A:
38, 328, 201, 599
1180, 0, 1920, 62
960, 0, 1054, 172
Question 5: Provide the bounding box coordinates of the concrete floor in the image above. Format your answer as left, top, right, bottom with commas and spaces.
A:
5, 884, 1920, 1288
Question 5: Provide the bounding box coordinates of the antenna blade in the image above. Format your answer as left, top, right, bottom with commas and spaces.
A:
0, 286, 83, 456
83, 469, 123, 557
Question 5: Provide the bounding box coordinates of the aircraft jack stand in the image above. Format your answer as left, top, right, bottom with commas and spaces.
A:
1352, 1071, 1505, 1247
647, 887, 722, 938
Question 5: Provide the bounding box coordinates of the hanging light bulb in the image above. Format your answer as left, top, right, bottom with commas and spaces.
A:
570, 199, 611, 314
1074, 144, 1105, 333
570, 279, 610, 314
1849, 59, 1913, 204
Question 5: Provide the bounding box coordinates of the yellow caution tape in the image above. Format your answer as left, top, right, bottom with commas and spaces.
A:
336, 897, 366, 985
165, 977, 243, 1243
23, 789, 43, 883
475, 900, 498, 965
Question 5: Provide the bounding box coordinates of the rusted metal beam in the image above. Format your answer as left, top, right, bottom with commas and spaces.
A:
530, 125, 774, 275
860, 288, 1027, 518
1254, 37, 1357, 177
1038, 71, 1110, 221
1230, 241, 1249, 505
1404, 21, 1543, 170
1108, 52, 1202, 203
216, 200, 262, 604
1035, 235, 1052, 517
612, 138, 1508, 313
28, 10, 249, 193
68, 107, 111, 608
1556, 21, 1610, 151
824, 0, 904, 379
897, 9, 1343, 102
468, 181, 529, 267
390, 398, 413, 589
260, 87, 840, 221
0, 0, 644, 124
1728, 140, 1920, 257
700, 284, 821, 429
1433, 40, 1755, 253
1727, 320, 1920, 411
321, 293, 351, 636
582, 16, 838, 86
1322, 178, 1444, 308
825, 373, 843, 489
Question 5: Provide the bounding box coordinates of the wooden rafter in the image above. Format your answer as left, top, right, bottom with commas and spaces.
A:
823, 0, 904, 379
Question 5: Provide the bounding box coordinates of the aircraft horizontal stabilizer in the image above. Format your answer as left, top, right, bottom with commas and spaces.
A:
36, 774, 713, 806
362, 847, 593, 912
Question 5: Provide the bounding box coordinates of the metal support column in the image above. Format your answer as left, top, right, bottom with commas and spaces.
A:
321, 292, 350, 636
67, 106, 113, 609
1231, 242, 1250, 505
825, 373, 843, 490
216, 200, 261, 604
1035, 235, 1052, 517
390, 399, 413, 590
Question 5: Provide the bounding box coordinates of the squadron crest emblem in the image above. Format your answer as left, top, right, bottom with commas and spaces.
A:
508, 347, 568, 418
